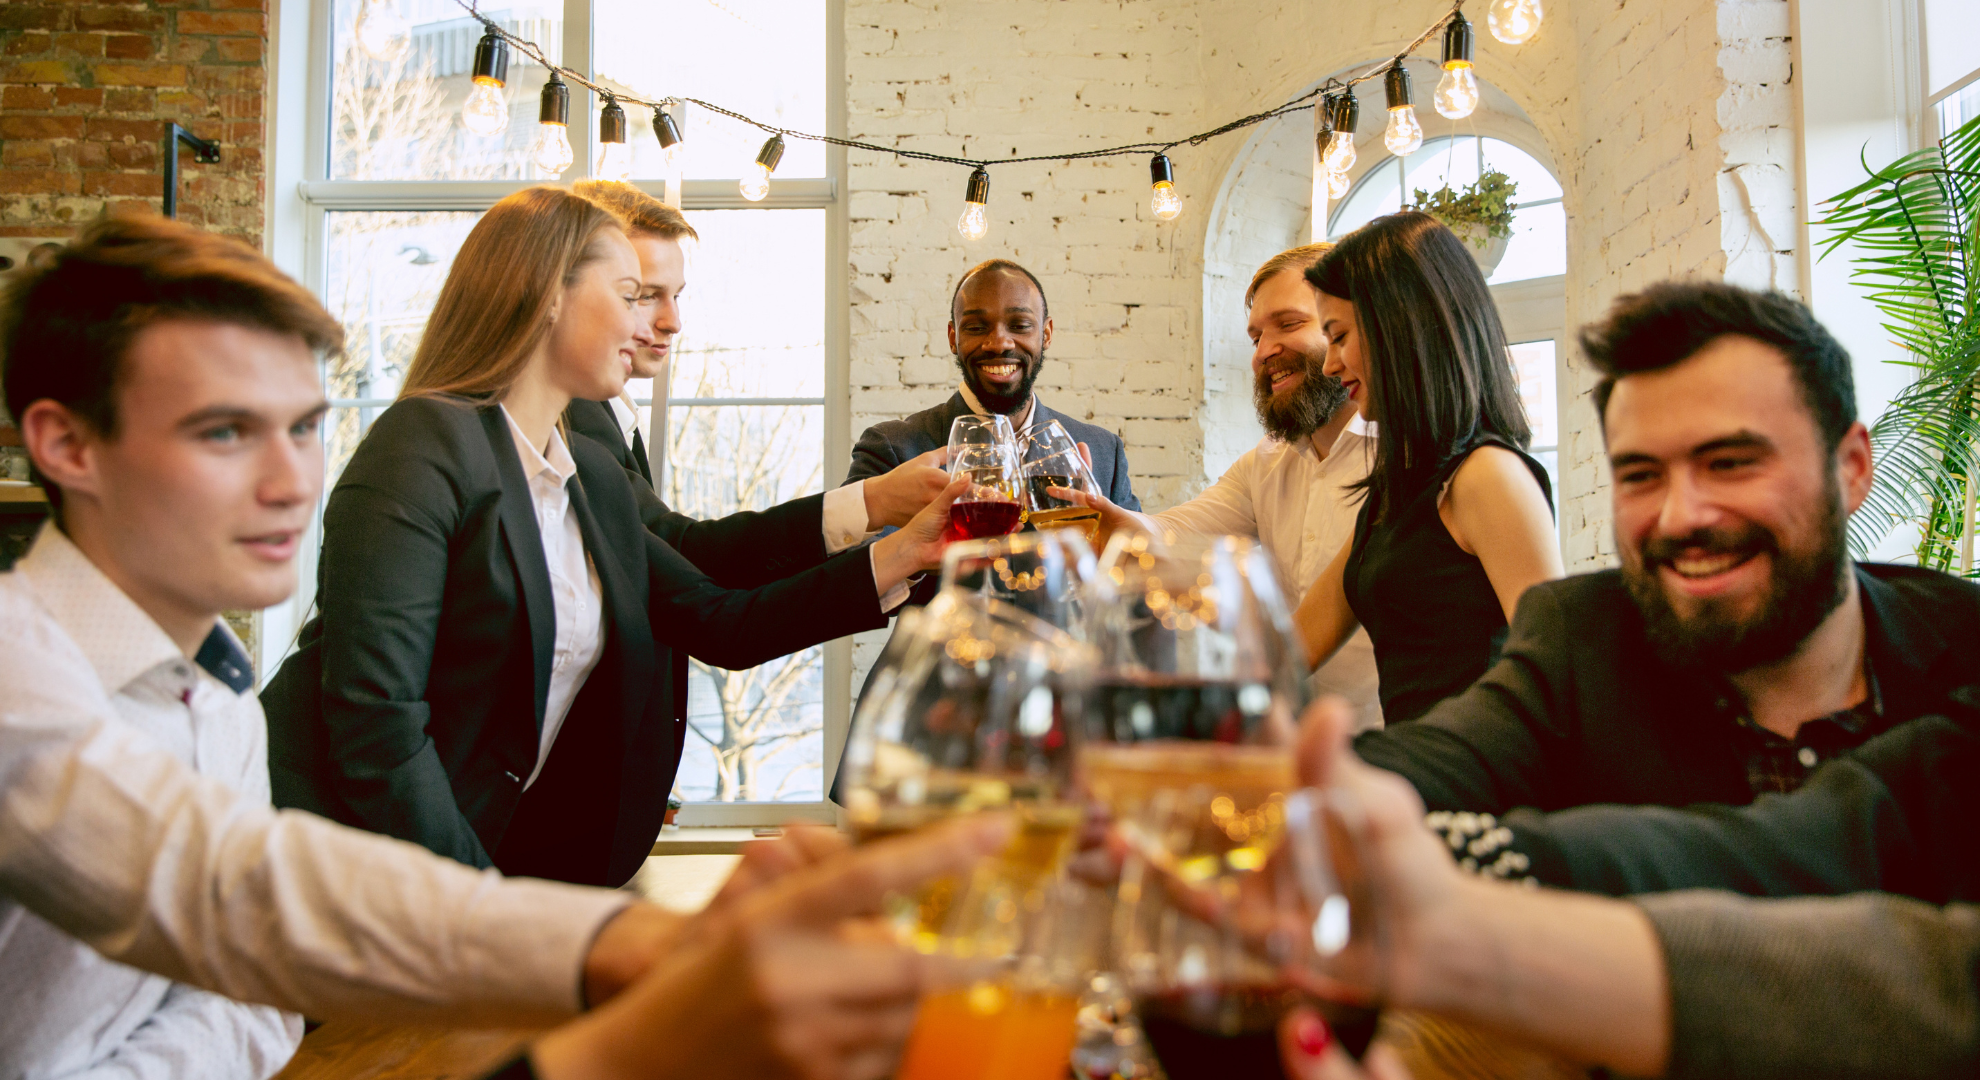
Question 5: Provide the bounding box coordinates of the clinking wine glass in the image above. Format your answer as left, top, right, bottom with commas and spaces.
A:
946, 443, 1025, 542
838, 590, 1093, 953
1071, 530, 1321, 1079
950, 413, 1019, 461
940, 530, 1097, 636
1022, 422, 1105, 544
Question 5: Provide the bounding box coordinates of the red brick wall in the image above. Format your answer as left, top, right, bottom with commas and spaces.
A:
0, 0, 268, 246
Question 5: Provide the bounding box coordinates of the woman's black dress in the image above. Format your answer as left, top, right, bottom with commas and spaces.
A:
1342, 436, 1552, 724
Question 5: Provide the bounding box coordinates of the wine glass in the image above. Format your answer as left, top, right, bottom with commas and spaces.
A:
1071, 530, 1326, 1079
838, 590, 1093, 952
950, 413, 1018, 461
945, 442, 1025, 542
940, 529, 1097, 635
1021, 423, 1105, 544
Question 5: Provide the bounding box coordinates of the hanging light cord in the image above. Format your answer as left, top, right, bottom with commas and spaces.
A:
454, 0, 1466, 169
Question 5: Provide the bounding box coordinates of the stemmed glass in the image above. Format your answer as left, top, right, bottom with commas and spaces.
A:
945, 442, 1025, 542
1020, 419, 1104, 543
1071, 531, 1357, 1079
940, 529, 1097, 636
949, 413, 1018, 460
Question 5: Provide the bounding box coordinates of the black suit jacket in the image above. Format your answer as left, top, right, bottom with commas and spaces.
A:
1357, 564, 1980, 816
844, 392, 1141, 608
563, 397, 828, 590
263, 397, 887, 887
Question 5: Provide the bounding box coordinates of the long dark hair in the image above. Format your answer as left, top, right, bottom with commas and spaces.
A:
1307, 211, 1529, 521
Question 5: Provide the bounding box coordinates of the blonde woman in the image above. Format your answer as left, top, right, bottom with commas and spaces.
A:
263, 186, 962, 888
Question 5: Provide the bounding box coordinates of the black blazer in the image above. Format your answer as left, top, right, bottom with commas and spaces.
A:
844, 391, 1141, 608
263, 397, 887, 887
1356, 564, 1980, 816
563, 397, 829, 590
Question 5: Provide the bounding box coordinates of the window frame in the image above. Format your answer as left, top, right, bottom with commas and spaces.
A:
265, 0, 852, 827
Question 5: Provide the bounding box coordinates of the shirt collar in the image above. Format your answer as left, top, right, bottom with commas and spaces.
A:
15, 521, 252, 695
608, 393, 640, 439
957, 382, 1036, 434
501, 404, 578, 487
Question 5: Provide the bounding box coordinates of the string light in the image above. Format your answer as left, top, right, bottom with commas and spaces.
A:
1383, 65, 1423, 156
1435, 14, 1480, 120
1327, 165, 1351, 199
652, 106, 684, 164
740, 134, 783, 201
461, 29, 509, 135
1323, 90, 1360, 173
1488, 0, 1543, 45
1149, 154, 1182, 221
354, 0, 410, 61
531, 71, 573, 175
596, 95, 631, 181
957, 168, 991, 240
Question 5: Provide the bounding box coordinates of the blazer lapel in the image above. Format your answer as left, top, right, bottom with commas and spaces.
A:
629, 425, 654, 485
481, 406, 557, 729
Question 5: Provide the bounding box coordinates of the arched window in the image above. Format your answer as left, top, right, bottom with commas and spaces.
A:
1324, 134, 1566, 498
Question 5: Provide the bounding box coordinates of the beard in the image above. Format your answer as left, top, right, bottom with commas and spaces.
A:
1621, 475, 1851, 674
956, 348, 1044, 415
1253, 346, 1349, 444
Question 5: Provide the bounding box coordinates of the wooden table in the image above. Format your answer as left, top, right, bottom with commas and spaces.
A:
273, 1022, 541, 1080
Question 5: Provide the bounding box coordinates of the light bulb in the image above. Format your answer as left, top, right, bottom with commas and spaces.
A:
1324, 130, 1357, 173
1384, 106, 1424, 156
354, 0, 410, 62
1148, 154, 1181, 221
597, 140, 632, 182
739, 161, 772, 201
740, 134, 784, 202
532, 122, 573, 174
1434, 64, 1480, 120
957, 201, 988, 241
1488, 0, 1543, 45
462, 80, 507, 136
1326, 166, 1350, 200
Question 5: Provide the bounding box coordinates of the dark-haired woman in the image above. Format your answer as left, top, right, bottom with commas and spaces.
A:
263, 186, 963, 888
1293, 212, 1563, 724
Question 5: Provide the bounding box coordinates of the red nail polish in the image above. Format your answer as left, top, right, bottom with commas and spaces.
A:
1294, 1012, 1332, 1058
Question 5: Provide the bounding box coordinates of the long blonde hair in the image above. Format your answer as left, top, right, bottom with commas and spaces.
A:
400, 186, 622, 401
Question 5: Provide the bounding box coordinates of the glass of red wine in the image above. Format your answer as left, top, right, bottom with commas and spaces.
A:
1071, 532, 1379, 1077
945, 443, 1025, 542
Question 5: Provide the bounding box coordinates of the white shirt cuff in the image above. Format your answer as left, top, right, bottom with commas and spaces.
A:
869, 546, 916, 613
823, 481, 878, 554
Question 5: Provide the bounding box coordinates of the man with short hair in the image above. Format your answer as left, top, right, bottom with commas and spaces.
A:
843, 259, 1140, 607
0, 212, 998, 1079
565, 180, 947, 590
1351, 281, 1980, 816
1071, 243, 1382, 729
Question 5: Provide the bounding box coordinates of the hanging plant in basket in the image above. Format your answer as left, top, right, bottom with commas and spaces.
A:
1405, 171, 1519, 275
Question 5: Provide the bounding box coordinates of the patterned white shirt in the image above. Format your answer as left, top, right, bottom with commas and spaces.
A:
0, 523, 632, 1045
1150, 423, 1386, 731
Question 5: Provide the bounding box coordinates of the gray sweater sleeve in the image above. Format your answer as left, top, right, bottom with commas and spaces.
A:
1636, 890, 1980, 1080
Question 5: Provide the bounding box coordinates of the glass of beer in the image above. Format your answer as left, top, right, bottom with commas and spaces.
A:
940, 529, 1097, 636
946, 443, 1025, 542
837, 590, 1092, 953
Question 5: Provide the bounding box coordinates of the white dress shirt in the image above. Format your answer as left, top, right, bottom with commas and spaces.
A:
1150, 422, 1386, 731
607, 397, 897, 597
0, 523, 632, 1035
0, 528, 300, 1080
502, 408, 606, 789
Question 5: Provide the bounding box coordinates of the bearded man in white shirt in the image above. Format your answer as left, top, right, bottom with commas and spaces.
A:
1073, 244, 1383, 729
0, 211, 1008, 1080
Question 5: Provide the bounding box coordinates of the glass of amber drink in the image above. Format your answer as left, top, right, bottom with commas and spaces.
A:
838, 590, 1092, 953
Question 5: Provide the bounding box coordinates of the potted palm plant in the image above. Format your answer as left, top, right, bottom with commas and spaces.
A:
1404, 170, 1519, 277
1816, 112, 1980, 571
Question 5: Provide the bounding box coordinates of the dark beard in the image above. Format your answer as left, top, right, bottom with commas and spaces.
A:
1253, 349, 1349, 443
1621, 474, 1851, 673
956, 349, 1044, 415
